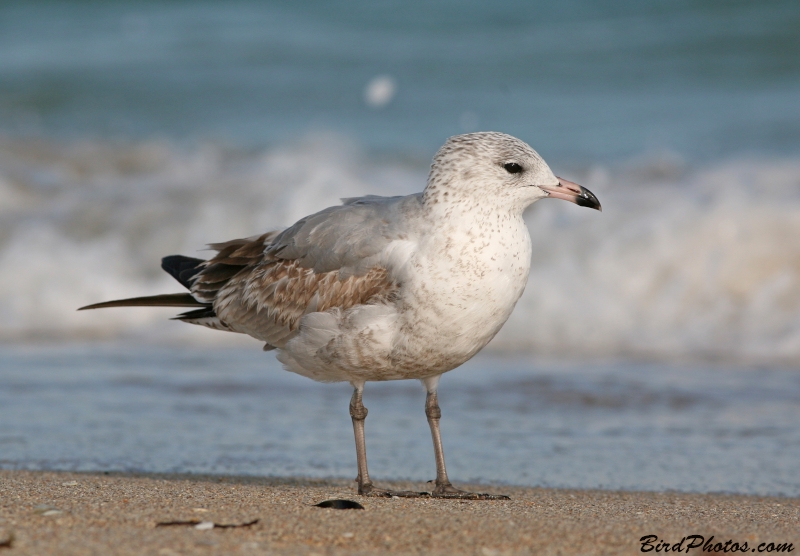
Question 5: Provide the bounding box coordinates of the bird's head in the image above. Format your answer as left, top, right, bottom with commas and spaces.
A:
425, 132, 601, 213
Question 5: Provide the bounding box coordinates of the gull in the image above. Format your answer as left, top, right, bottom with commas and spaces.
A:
80, 132, 601, 499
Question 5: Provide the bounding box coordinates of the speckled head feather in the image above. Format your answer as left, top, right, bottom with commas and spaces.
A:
424, 132, 558, 212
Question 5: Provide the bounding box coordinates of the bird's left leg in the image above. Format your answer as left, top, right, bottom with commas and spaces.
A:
349, 382, 427, 498
422, 375, 510, 500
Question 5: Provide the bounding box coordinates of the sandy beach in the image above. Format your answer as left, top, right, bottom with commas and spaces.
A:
0, 470, 796, 555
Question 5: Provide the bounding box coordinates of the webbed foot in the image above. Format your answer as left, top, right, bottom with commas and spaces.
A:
358, 482, 430, 498
430, 482, 510, 500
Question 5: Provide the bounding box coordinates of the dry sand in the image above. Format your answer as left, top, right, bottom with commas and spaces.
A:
0, 470, 797, 555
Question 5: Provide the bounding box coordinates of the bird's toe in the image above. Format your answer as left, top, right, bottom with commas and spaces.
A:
358, 483, 430, 498
430, 483, 509, 500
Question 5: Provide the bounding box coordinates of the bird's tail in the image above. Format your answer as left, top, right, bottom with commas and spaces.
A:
78, 255, 207, 311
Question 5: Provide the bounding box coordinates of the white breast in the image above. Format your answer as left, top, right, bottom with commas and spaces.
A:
392, 212, 532, 374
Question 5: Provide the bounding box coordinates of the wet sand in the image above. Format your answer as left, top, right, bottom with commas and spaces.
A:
0, 470, 797, 555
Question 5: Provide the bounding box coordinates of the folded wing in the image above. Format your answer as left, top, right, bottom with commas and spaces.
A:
187, 195, 418, 348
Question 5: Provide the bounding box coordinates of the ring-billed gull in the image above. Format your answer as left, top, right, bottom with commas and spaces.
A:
80, 132, 601, 499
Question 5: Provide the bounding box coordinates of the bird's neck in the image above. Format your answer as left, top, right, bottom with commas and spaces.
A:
422, 173, 533, 220
423, 183, 524, 223
418, 185, 533, 273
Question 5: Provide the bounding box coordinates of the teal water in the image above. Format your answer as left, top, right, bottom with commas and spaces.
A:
1, 346, 799, 496
1, 0, 799, 161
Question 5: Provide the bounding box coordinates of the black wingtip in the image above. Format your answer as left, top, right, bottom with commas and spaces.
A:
161, 255, 205, 289
78, 293, 207, 311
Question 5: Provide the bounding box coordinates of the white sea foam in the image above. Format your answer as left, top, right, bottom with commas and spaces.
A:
1, 134, 799, 363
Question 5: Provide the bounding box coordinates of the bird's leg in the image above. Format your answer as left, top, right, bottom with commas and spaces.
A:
423, 377, 510, 500
425, 389, 450, 488
349, 385, 376, 495
349, 383, 427, 498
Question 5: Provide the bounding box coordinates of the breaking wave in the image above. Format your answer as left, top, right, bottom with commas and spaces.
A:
1, 133, 799, 363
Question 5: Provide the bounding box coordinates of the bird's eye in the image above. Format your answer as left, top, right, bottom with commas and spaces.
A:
503, 162, 523, 174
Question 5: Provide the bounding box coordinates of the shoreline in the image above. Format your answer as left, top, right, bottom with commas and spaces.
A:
0, 470, 797, 555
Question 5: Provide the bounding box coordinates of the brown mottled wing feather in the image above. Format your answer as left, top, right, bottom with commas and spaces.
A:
212, 261, 397, 346
190, 232, 279, 304
189, 196, 417, 348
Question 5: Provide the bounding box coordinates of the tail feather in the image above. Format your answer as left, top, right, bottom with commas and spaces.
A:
78, 293, 207, 311
173, 306, 217, 320
78, 254, 231, 335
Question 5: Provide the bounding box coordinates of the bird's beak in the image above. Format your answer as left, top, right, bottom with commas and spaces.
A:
540, 177, 602, 211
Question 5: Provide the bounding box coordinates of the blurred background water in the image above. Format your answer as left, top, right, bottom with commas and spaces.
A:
0, 0, 799, 494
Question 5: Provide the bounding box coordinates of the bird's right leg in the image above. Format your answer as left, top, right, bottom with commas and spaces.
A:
349, 383, 376, 495
349, 382, 427, 498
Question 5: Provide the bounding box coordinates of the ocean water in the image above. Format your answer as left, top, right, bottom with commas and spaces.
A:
1, 345, 799, 496
2, 1, 799, 160
1, 1, 799, 493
